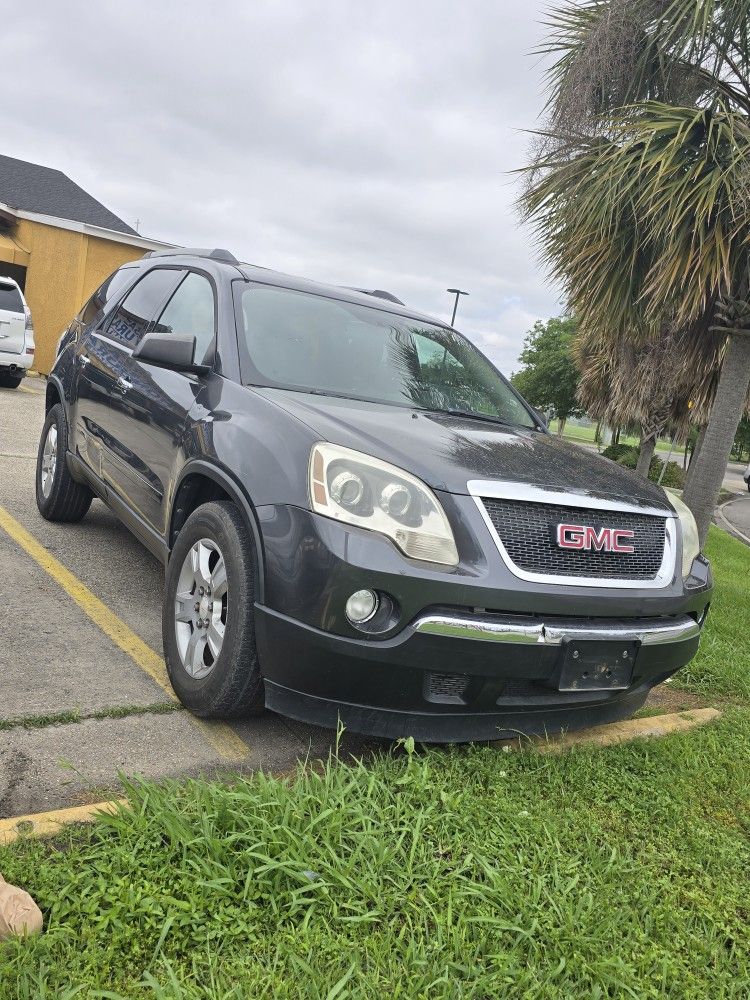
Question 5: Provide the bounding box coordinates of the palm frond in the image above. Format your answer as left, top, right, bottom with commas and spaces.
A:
522, 101, 750, 336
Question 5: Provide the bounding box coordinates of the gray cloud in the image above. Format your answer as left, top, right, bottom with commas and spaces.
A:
1, 0, 561, 373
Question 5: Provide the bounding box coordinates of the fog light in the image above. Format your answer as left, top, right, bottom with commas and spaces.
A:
345, 589, 378, 624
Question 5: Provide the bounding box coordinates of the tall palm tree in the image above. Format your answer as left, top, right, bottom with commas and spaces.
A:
522, 0, 750, 543
575, 324, 710, 475
575, 321, 731, 469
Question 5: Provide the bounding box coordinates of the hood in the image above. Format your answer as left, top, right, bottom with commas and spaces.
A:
255, 388, 672, 510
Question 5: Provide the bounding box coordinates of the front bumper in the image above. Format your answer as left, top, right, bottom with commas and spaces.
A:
255, 505, 711, 742
256, 604, 704, 742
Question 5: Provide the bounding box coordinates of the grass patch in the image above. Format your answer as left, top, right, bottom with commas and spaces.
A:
0, 702, 181, 732
676, 527, 750, 701
0, 531, 747, 998
548, 420, 678, 454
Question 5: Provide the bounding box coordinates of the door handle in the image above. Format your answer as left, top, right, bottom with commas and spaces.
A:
116, 376, 132, 393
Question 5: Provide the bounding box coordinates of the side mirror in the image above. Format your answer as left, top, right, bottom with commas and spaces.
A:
132, 332, 208, 373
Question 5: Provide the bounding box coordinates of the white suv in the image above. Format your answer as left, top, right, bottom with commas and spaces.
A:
0, 276, 35, 388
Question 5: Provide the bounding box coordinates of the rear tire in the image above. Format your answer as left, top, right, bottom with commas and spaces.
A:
163, 500, 265, 718
0, 373, 23, 389
36, 404, 93, 522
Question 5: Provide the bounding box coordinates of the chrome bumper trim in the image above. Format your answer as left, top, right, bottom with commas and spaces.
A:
414, 613, 701, 647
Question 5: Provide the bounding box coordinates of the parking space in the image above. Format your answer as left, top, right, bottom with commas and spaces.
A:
0, 377, 383, 818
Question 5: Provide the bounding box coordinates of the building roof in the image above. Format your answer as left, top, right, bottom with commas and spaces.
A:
0, 154, 137, 236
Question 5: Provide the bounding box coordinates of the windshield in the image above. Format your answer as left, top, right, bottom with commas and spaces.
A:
237, 285, 536, 428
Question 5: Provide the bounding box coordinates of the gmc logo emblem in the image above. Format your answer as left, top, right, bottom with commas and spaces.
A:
556, 523, 635, 553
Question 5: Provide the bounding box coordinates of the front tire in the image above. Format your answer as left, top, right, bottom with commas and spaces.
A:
36, 404, 93, 522
163, 501, 265, 718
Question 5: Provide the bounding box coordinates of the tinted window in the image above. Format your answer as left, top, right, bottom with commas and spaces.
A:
238, 286, 535, 428
153, 272, 216, 364
0, 282, 23, 313
105, 269, 181, 349
79, 268, 137, 327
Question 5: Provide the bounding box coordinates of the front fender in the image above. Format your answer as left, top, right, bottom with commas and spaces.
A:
170, 458, 268, 604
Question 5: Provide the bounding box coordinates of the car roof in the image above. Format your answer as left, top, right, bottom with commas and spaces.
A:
137, 251, 451, 330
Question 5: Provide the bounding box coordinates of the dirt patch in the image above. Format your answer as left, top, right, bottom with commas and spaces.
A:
644, 683, 711, 715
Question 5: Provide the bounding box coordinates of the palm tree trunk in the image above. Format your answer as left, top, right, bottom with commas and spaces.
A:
657, 434, 676, 485
557, 416, 567, 437
684, 424, 707, 490
635, 431, 656, 478
683, 333, 750, 545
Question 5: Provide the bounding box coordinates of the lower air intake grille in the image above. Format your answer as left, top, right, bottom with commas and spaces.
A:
481, 497, 666, 581
426, 672, 469, 704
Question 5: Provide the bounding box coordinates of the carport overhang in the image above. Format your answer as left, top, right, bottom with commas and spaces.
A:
0, 216, 30, 269
0, 200, 172, 253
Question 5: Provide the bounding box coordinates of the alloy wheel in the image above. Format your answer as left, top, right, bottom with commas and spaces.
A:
174, 538, 228, 679
40, 424, 57, 498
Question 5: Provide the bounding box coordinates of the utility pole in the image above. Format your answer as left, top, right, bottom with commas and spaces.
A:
447, 288, 468, 326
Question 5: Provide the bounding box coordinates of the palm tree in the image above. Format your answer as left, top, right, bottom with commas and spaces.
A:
576, 324, 699, 475
522, 0, 750, 543
575, 321, 729, 475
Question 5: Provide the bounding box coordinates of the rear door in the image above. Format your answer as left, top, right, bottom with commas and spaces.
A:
75, 268, 183, 502
0, 280, 26, 355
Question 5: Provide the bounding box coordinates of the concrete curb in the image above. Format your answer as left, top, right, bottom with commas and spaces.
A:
716, 495, 750, 547
492, 707, 722, 754
0, 800, 128, 846
0, 708, 723, 844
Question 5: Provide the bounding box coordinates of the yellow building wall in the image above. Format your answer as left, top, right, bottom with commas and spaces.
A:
15, 217, 147, 375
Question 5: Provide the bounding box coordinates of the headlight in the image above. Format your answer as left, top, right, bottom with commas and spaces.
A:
309, 442, 459, 567
667, 491, 700, 578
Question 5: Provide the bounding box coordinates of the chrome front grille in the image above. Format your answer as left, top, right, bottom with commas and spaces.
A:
480, 497, 667, 582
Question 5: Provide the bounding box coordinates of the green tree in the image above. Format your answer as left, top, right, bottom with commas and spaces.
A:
733, 416, 750, 462
522, 0, 750, 544
512, 316, 584, 435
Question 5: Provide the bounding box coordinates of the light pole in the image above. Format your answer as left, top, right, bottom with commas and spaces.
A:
447, 288, 468, 326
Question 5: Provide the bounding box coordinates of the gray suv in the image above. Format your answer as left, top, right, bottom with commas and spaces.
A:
36, 249, 712, 742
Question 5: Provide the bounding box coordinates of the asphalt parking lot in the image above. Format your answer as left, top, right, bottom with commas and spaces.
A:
0, 376, 381, 820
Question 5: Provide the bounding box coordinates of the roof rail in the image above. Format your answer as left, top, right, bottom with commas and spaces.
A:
143, 247, 239, 263
345, 287, 405, 306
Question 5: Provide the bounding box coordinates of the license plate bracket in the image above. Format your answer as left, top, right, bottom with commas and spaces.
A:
558, 640, 637, 691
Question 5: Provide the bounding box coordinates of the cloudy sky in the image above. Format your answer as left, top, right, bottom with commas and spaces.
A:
2, 0, 560, 374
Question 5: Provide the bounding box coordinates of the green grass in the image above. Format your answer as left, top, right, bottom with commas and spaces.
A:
548, 420, 680, 454
677, 528, 750, 701
0, 702, 181, 733
0, 530, 748, 999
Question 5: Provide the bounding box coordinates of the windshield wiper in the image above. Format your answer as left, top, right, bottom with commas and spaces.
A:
423, 407, 526, 429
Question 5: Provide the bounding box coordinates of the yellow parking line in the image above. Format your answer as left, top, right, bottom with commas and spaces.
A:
0, 799, 128, 845
0, 504, 249, 762
18, 385, 43, 396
